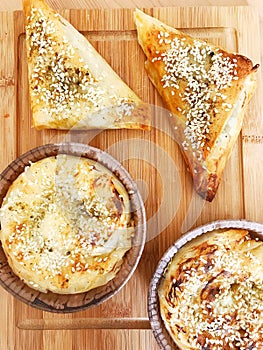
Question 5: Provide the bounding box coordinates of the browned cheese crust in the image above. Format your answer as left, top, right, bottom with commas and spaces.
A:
135, 9, 259, 201
159, 228, 263, 349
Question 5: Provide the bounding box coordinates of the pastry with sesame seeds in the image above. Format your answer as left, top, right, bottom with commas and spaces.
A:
159, 228, 263, 349
22, 0, 150, 130
0, 155, 133, 294
134, 9, 259, 201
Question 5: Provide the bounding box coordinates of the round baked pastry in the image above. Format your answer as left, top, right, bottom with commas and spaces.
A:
0, 154, 133, 294
158, 228, 263, 349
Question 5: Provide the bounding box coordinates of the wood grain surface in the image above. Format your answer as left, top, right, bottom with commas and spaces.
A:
0, 0, 248, 11
0, 4, 262, 350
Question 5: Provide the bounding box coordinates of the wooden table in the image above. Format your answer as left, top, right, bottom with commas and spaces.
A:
0, 1, 262, 349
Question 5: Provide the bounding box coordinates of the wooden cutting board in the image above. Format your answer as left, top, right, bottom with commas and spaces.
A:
0, 6, 262, 350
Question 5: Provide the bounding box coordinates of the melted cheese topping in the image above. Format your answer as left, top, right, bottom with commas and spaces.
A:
159, 229, 263, 349
0, 155, 133, 294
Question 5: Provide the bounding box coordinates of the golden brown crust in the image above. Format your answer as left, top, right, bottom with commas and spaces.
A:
23, 0, 151, 130
135, 9, 258, 201
159, 229, 263, 349
0, 155, 133, 294
23, 0, 50, 17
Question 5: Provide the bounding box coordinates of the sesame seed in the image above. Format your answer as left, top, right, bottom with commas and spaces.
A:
0, 155, 133, 292
25, 8, 125, 122
160, 229, 263, 349
158, 34, 238, 154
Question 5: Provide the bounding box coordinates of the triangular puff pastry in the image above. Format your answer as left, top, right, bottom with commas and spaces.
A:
134, 9, 259, 201
22, 0, 150, 130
